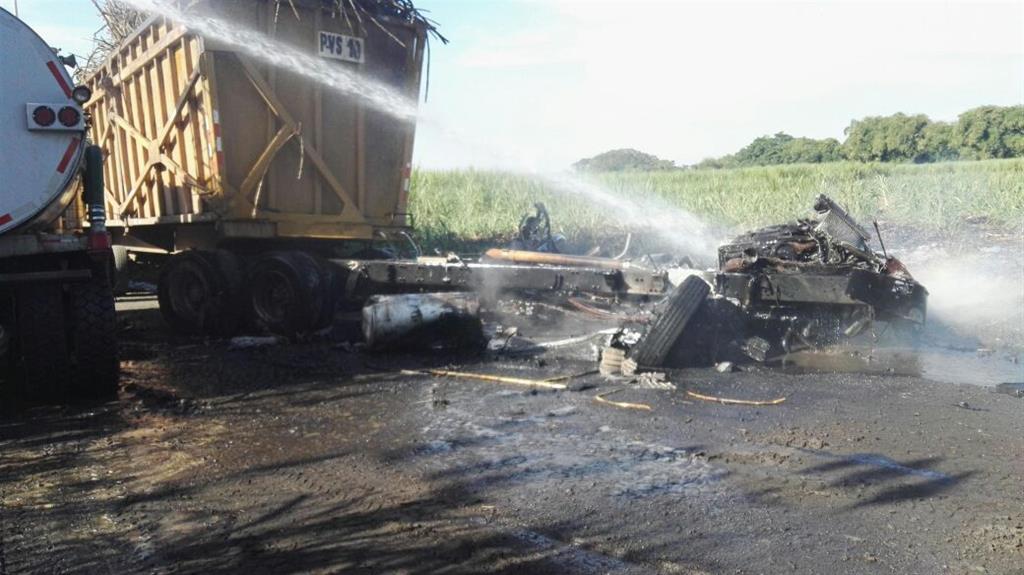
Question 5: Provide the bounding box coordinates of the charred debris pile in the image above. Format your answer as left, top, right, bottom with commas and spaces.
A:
352, 195, 929, 379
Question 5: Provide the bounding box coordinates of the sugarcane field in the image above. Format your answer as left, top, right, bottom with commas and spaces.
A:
1, 1, 1022, 574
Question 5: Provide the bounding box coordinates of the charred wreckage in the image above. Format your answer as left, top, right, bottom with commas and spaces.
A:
625, 195, 928, 370
349, 195, 928, 371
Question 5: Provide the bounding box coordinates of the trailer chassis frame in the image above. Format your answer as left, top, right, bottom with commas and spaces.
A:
336, 258, 670, 301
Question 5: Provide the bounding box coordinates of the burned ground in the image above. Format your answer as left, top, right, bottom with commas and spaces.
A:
1, 296, 1021, 574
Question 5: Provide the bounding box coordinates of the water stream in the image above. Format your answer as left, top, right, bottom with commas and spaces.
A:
126, 0, 420, 120
121, 0, 722, 260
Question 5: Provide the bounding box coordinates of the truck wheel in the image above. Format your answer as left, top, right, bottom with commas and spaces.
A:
311, 259, 339, 331
14, 285, 70, 402
248, 251, 325, 336
111, 245, 131, 295
69, 278, 119, 398
212, 249, 244, 300
159, 251, 240, 336
630, 276, 710, 368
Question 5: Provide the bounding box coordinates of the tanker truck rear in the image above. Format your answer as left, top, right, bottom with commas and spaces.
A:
1, 8, 119, 402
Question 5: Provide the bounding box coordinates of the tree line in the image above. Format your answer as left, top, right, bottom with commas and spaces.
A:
573, 105, 1023, 172
700, 105, 1023, 168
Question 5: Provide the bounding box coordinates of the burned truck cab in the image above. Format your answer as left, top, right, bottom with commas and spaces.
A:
709, 194, 928, 356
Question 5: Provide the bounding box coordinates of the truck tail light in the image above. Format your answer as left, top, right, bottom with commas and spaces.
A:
32, 105, 56, 127
27, 103, 82, 131
58, 106, 80, 127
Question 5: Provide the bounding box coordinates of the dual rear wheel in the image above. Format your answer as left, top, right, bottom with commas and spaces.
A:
158, 250, 241, 336
9, 276, 119, 403
158, 250, 337, 337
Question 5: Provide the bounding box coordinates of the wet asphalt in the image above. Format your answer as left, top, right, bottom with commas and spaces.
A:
0, 299, 1022, 574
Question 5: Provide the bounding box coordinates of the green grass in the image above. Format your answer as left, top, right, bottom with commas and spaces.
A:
408, 159, 1024, 252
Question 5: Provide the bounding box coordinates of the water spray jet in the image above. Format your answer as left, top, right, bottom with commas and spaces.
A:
118, 0, 726, 262
122, 0, 421, 121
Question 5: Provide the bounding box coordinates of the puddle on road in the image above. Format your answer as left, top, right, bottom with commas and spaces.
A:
779, 346, 1023, 387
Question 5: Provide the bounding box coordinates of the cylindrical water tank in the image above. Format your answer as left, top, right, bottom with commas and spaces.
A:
0, 8, 88, 235
362, 292, 482, 349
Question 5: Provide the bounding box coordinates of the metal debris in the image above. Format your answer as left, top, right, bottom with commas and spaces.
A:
741, 336, 771, 363
484, 248, 646, 271
713, 194, 928, 352
363, 292, 483, 350
632, 371, 675, 390
507, 202, 564, 253
567, 297, 652, 323
534, 329, 620, 350
619, 196, 930, 372
486, 325, 519, 352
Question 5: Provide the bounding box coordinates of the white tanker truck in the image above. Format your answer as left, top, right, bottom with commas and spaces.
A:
0, 8, 118, 402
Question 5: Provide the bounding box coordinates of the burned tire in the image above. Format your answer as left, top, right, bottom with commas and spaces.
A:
158, 250, 240, 336
247, 251, 326, 336
630, 276, 710, 368
14, 285, 70, 402
68, 278, 119, 398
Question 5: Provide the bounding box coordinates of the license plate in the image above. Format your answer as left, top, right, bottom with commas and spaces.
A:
318, 31, 364, 63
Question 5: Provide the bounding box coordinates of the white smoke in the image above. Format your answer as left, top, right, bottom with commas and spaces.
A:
901, 242, 1024, 348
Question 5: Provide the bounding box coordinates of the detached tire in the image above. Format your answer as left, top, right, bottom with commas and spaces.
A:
14, 285, 71, 402
69, 278, 119, 398
159, 250, 241, 336
630, 276, 710, 368
247, 251, 326, 336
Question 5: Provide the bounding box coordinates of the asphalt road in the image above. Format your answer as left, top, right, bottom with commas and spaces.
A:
1, 299, 1021, 574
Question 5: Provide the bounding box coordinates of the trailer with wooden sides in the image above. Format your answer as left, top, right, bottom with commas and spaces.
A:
81, 0, 432, 335
81, 0, 671, 338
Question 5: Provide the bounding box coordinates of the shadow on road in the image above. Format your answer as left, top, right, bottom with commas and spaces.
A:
800, 452, 975, 510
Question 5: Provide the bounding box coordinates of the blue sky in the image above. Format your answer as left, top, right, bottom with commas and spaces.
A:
5, 0, 1022, 170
